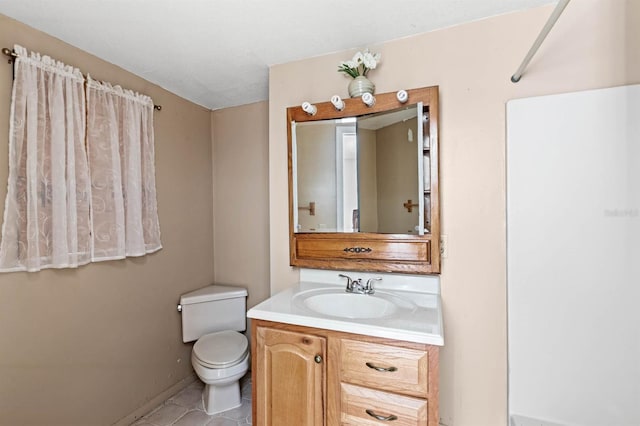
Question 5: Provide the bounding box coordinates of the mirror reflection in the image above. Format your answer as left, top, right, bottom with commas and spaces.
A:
293, 104, 429, 235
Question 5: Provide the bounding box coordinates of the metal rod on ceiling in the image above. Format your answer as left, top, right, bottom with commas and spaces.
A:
511, 0, 571, 83
2, 47, 162, 111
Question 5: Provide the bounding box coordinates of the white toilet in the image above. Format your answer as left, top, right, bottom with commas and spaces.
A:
179, 284, 249, 415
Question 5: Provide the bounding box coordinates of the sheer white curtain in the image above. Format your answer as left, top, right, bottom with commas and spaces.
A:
0, 45, 91, 272
86, 76, 162, 261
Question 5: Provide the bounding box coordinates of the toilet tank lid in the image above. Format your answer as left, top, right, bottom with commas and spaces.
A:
180, 284, 248, 305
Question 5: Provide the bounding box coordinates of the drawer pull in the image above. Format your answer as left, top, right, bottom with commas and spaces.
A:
365, 409, 398, 422
366, 362, 398, 372
343, 246, 372, 253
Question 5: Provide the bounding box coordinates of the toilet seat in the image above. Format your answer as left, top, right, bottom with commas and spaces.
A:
193, 330, 248, 369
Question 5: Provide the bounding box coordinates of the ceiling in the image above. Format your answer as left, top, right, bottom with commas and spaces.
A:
0, 0, 554, 110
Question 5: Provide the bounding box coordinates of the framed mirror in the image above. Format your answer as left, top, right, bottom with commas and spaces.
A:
288, 86, 440, 274
293, 103, 428, 234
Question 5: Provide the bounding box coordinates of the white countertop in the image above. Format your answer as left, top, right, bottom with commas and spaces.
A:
247, 280, 444, 346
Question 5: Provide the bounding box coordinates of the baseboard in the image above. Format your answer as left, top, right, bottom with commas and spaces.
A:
510, 414, 570, 426
113, 373, 197, 426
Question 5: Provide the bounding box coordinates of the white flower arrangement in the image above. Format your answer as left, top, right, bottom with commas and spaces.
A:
338, 49, 381, 79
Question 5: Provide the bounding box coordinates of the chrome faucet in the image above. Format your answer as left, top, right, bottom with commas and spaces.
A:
339, 274, 381, 295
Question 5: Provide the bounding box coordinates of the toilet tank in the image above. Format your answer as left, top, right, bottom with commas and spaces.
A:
179, 284, 248, 343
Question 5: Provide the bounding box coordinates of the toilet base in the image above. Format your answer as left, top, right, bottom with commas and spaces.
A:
203, 381, 242, 415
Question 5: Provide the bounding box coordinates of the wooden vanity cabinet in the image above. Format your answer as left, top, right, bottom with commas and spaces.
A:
253, 325, 326, 426
252, 320, 439, 426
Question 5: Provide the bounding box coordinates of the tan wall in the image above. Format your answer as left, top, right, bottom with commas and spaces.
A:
0, 15, 214, 425
211, 102, 270, 310
375, 118, 419, 234
268, 1, 639, 425
296, 124, 337, 231
358, 128, 378, 232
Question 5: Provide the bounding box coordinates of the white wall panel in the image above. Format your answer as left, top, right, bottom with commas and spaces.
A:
507, 85, 640, 426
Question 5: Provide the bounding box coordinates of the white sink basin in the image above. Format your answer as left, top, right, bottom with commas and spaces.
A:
292, 288, 416, 319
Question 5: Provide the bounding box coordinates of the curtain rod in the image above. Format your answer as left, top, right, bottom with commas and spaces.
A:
511, 0, 571, 83
2, 47, 162, 111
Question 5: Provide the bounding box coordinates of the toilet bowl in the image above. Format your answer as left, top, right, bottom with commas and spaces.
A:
178, 284, 249, 415
191, 330, 249, 414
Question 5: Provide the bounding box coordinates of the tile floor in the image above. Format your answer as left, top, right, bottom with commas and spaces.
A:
131, 375, 252, 426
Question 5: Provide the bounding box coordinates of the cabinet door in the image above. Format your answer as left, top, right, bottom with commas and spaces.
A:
255, 326, 326, 426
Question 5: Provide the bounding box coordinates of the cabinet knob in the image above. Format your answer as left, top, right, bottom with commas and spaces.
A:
314, 354, 323, 364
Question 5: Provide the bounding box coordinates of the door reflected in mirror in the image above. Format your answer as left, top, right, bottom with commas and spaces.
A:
293, 105, 429, 235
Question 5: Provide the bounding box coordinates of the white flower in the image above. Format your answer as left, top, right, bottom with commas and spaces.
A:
352, 51, 364, 65
337, 48, 381, 78
342, 60, 357, 69
363, 52, 377, 69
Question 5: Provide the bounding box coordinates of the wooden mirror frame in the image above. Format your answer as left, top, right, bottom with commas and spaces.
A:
288, 86, 440, 274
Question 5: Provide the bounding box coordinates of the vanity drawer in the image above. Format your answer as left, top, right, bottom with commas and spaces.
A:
295, 238, 430, 262
340, 339, 429, 398
341, 383, 428, 426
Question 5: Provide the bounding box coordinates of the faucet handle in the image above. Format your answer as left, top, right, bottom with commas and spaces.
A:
338, 273, 354, 290
364, 277, 382, 294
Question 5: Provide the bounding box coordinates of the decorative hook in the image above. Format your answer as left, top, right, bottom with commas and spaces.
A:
403, 199, 419, 213
298, 201, 315, 216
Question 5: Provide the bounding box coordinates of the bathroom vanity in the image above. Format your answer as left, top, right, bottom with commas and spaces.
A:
252, 321, 439, 425
249, 86, 443, 425
248, 278, 443, 426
